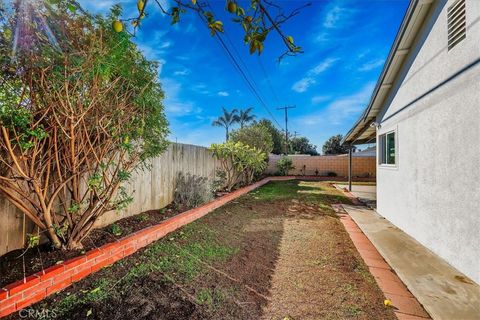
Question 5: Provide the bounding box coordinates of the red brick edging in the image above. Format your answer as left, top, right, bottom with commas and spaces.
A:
0, 177, 287, 318
338, 213, 430, 320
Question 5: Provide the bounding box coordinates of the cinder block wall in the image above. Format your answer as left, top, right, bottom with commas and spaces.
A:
266, 154, 376, 177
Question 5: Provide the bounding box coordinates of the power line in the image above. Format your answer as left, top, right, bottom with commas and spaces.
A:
200, 1, 283, 129
217, 21, 281, 109
256, 55, 281, 106
276, 105, 296, 154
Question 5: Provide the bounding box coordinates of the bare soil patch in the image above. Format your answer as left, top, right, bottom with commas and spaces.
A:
0, 204, 181, 288
7, 180, 395, 320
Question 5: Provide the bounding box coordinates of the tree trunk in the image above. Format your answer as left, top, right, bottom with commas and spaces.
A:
66, 238, 84, 250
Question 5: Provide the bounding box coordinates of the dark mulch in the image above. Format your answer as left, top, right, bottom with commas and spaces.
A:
0, 204, 182, 288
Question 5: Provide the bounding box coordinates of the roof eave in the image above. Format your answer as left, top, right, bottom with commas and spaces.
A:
342, 0, 434, 145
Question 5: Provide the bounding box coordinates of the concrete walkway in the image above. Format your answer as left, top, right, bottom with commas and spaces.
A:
334, 184, 377, 208
341, 204, 480, 320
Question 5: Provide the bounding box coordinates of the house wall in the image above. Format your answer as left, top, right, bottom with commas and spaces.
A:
376, 0, 480, 283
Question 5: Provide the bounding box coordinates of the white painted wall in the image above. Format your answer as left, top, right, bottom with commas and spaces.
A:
376, 0, 480, 284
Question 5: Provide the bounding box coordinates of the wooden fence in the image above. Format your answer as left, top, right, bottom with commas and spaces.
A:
0, 143, 219, 256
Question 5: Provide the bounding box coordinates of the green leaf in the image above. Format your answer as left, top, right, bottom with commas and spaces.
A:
67, 3, 77, 13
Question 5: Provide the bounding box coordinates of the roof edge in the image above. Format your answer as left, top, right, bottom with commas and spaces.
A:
342, 0, 433, 145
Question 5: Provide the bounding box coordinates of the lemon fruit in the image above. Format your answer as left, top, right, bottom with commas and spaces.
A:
137, 0, 145, 12
113, 20, 123, 33
227, 1, 237, 13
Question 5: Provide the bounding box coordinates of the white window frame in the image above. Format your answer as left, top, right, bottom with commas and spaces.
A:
378, 129, 397, 168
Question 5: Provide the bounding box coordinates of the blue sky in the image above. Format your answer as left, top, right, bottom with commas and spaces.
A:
79, 0, 408, 152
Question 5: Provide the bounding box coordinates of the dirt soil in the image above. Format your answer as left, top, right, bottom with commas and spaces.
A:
0, 204, 181, 288
6, 180, 396, 320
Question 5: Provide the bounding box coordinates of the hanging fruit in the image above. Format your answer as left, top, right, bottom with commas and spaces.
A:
137, 0, 145, 12
227, 1, 237, 13
113, 20, 123, 32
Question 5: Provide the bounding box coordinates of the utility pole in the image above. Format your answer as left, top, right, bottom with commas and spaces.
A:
276, 105, 296, 155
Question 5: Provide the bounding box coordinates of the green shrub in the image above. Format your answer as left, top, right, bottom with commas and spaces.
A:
110, 224, 122, 236
276, 156, 295, 176
174, 172, 213, 210
327, 171, 337, 177
210, 141, 267, 191
0, 4, 168, 250
230, 123, 273, 157
211, 169, 227, 194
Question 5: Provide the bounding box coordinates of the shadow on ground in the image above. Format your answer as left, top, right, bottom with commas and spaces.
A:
18, 180, 395, 320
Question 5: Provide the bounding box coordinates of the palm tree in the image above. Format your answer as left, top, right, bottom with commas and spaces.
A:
212, 107, 239, 141
238, 107, 256, 128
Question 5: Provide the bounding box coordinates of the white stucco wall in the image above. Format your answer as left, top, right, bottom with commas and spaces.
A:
376, 0, 480, 284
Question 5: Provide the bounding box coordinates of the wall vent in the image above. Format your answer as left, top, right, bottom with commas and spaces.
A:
447, 0, 466, 50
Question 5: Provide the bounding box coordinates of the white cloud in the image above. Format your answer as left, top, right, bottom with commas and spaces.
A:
162, 78, 201, 115
358, 59, 385, 72
217, 91, 229, 97
324, 6, 346, 28
183, 23, 197, 34
311, 96, 330, 105
314, 3, 357, 43
297, 82, 375, 126
323, 4, 356, 29
158, 41, 172, 49
292, 58, 338, 93
174, 68, 190, 76
309, 58, 339, 75
292, 78, 316, 93
191, 83, 210, 95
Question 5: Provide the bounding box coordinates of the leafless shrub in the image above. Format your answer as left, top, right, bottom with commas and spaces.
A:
173, 172, 213, 210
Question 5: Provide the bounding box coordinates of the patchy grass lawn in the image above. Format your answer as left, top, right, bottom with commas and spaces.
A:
18, 180, 395, 320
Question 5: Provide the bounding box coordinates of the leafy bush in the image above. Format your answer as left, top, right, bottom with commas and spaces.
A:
174, 172, 213, 210
289, 136, 318, 155
322, 134, 352, 155
211, 169, 227, 194
257, 119, 285, 155
0, 4, 168, 249
230, 123, 273, 157
276, 156, 295, 176
210, 141, 267, 191
110, 224, 123, 236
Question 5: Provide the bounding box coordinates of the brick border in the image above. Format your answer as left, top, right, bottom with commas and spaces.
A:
338, 211, 430, 319
0, 177, 292, 318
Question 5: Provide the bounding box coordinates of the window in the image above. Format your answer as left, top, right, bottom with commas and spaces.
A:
379, 131, 396, 165
447, 0, 466, 50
